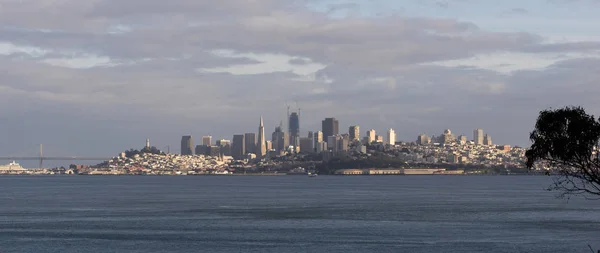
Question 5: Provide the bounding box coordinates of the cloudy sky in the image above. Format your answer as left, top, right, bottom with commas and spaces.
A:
1, 0, 600, 160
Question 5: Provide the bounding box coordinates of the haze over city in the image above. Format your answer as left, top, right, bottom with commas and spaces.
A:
1, 0, 600, 159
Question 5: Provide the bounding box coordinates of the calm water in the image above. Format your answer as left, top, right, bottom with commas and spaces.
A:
0, 176, 599, 253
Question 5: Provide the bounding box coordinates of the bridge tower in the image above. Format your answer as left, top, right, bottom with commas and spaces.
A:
39, 144, 43, 169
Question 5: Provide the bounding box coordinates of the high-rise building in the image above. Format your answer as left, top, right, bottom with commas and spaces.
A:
484, 134, 493, 146
322, 118, 339, 140
232, 134, 245, 160
307, 131, 314, 151
181, 135, 194, 155
474, 129, 484, 145
375, 135, 384, 143
366, 129, 376, 144
257, 117, 267, 158
265, 140, 273, 151
289, 112, 300, 147
387, 128, 396, 145
299, 137, 313, 153
217, 139, 231, 156
195, 145, 208, 156
313, 131, 323, 149
349, 125, 360, 141
202, 136, 212, 146
417, 134, 431, 145
442, 129, 456, 144
244, 133, 256, 154
272, 125, 289, 154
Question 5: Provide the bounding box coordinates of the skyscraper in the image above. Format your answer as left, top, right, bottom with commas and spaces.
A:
289, 112, 300, 147
366, 129, 376, 144
232, 134, 245, 160
387, 128, 396, 145
272, 125, 289, 154
244, 133, 256, 154
313, 131, 323, 151
322, 117, 339, 142
257, 117, 267, 157
349, 125, 360, 141
474, 129, 484, 145
202, 136, 212, 146
181, 135, 194, 155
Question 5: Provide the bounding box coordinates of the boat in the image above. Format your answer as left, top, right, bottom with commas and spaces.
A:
308, 172, 318, 177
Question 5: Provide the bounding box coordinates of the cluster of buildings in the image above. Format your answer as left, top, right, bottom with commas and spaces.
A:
178, 108, 520, 166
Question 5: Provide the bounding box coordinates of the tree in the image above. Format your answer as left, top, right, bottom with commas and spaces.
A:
526, 106, 600, 198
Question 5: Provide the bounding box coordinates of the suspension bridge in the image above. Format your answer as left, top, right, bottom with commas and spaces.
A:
0, 144, 112, 168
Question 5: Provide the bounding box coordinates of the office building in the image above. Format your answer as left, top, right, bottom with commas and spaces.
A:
299, 137, 313, 153
417, 134, 431, 145
181, 135, 194, 155
257, 117, 267, 157
232, 134, 245, 160
244, 133, 256, 154
484, 134, 493, 146
289, 112, 300, 147
322, 118, 339, 140
366, 129, 376, 144
272, 125, 289, 154
474, 129, 484, 145
202, 136, 212, 146
217, 139, 231, 156
349, 125, 360, 141
313, 131, 323, 150
387, 128, 396, 145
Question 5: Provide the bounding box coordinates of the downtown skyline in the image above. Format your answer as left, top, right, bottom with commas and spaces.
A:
180, 113, 501, 155
2, 0, 600, 158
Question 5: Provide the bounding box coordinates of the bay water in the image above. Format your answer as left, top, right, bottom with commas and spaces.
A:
1, 175, 599, 253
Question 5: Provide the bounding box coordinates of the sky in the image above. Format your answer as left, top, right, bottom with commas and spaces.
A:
1, 0, 600, 162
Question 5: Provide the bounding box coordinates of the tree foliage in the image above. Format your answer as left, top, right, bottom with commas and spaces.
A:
124, 146, 164, 158
526, 106, 600, 198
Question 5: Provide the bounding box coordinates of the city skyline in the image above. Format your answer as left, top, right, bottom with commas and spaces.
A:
2, 0, 600, 158
176, 115, 503, 155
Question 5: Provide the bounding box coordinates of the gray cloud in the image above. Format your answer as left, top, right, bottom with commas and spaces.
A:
0, 0, 598, 161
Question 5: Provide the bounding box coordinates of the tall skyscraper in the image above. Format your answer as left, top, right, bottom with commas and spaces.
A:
322, 117, 339, 143
257, 117, 267, 157
202, 136, 212, 146
272, 125, 289, 154
232, 134, 245, 160
289, 112, 300, 147
244, 133, 256, 154
474, 129, 484, 145
181, 135, 194, 155
387, 128, 396, 145
349, 125, 360, 141
366, 129, 376, 144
